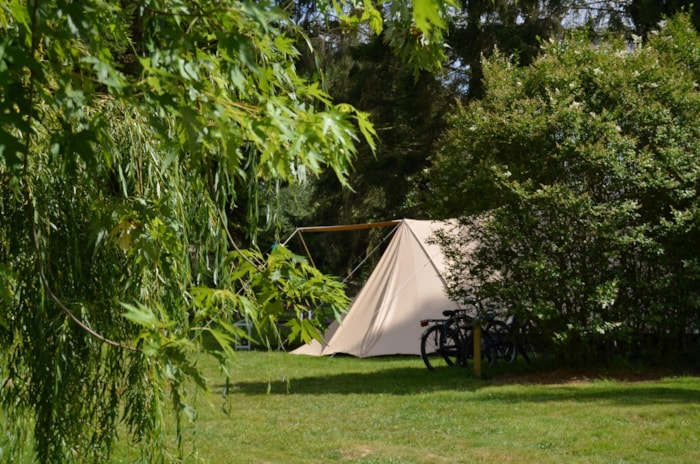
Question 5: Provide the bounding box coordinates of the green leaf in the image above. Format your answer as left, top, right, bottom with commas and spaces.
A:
413, 0, 444, 33
121, 302, 171, 329
81, 56, 125, 89
207, 328, 237, 357
361, 1, 384, 35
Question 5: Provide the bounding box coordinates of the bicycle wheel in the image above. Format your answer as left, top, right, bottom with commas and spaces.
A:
500, 319, 519, 364
480, 329, 499, 367
461, 326, 475, 361
482, 320, 513, 367
420, 325, 445, 370
519, 341, 538, 363
421, 325, 461, 369
440, 327, 462, 367
502, 340, 518, 364
514, 319, 538, 363
495, 321, 518, 364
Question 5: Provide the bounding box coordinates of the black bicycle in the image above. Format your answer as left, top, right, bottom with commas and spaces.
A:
480, 313, 518, 367
419, 308, 476, 370
420, 297, 527, 370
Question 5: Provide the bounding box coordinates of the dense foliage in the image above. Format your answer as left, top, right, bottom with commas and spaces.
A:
4, 0, 700, 461
287, 1, 639, 278
428, 15, 700, 365
0, 0, 455, 461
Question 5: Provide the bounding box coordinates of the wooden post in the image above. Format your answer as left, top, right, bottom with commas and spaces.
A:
473, 325, 482, 379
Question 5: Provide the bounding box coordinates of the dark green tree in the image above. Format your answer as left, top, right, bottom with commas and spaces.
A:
628, 0, 700, 36
449, 0, 573, 100
289, 1, 628, 279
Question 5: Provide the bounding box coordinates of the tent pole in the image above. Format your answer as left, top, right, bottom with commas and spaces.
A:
296, 232, 316, 268
280, 228, 316, 266
281, 229, 298, 247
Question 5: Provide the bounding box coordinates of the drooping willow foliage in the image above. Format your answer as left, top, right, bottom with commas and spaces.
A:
0, 0, 458, 461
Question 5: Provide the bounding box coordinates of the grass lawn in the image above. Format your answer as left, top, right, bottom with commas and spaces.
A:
112, 351, 700, 464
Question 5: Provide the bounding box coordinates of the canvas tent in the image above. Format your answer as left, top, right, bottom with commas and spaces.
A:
288, 219, 468, 357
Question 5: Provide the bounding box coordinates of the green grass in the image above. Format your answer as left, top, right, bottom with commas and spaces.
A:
113, 351, 700, 464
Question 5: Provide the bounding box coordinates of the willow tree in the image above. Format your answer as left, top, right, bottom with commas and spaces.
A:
0, 0, 454, 462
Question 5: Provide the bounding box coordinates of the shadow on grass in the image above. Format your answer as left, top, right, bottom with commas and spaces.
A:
225, 365, 700, 405
227, 365, 480, 395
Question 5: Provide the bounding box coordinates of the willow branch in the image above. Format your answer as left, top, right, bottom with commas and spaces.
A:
217, 205, 266, 272
31, 225, 140, 352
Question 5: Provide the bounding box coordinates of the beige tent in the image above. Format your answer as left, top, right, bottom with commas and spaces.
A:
289, 219, 465, 357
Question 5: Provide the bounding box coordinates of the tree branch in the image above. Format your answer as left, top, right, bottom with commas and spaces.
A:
32, 245, 140, 351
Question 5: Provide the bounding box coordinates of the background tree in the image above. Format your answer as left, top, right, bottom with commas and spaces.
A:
286, 1, 636, 280
627, 0, 700, 36
428, 15, 700, 365
291, 37, 454, 283
449, 0, 573, 100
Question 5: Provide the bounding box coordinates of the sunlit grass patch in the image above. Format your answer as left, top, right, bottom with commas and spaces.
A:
111, 351, 700, 463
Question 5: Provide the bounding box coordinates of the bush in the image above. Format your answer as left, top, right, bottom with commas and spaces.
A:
428, 15, 700, 365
